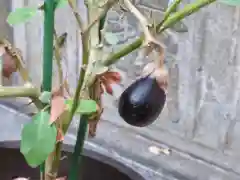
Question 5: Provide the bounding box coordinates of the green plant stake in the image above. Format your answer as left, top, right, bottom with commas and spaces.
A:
68, 115, 88, 180
41, 0, 56, 178
42, 0, 55, 92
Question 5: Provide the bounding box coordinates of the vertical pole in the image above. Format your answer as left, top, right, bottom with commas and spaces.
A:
41, 0, 55, 179
42, 0, 55, 91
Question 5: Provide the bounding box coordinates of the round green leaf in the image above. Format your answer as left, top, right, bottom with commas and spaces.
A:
65, 99, 98, 115
219, 0, 240, 6
7, 7, 39, 26
104, 33, 119, 45
39, 91, 51, 103
20, 111, 57, 167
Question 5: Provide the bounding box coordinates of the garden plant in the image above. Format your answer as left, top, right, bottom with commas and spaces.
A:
0, 0, 237, 179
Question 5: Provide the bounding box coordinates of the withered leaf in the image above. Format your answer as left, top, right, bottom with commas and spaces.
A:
2, 52, 17, 78
50, 96, 66, 123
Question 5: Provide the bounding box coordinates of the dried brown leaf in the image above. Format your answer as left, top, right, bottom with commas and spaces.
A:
103, 71, 122, 83
56, 128, 64, 142
100, 77, 113, 95
50, 96, 66, 123
2, 52, 17, 78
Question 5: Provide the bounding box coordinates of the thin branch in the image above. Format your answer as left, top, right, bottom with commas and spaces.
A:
67, 0, 85, 32
158, 0, 216, 33
83, 0, 117, 35
156, 0, 182, 31
102, 0, 165, 66
123, 0, 152, 43
103, 0, 216, 66
0, 86, 39, 98
53, 30, 67, 94
102, 36, 143, 66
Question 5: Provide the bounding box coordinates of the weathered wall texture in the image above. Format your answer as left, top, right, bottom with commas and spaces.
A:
2, 0, 240, 178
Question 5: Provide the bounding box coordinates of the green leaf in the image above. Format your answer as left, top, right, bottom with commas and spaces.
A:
55, 0, 68, 8
20, 111, 57, 167
7, 7, 38, 26
219, 0, 240, 6
39, 91, 51, 103
104, 33, 119, 45
65, 99, 98, 114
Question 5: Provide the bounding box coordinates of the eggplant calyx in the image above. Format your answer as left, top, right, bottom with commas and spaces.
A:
142, 62, 169, 91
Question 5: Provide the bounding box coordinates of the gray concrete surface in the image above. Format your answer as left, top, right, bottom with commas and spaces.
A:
0, 102, 239, 180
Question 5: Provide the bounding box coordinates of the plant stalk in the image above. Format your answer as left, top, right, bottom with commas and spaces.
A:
67, 1, 102, 179
102, 0, 216, 65
43, 0, 90, 179
158, 0, 216, 33
0, 86, 40, 97
156, 0, 182, 31
42, 0, 55, 179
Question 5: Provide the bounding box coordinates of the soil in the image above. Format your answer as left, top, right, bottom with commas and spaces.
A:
0, 147, 134, 180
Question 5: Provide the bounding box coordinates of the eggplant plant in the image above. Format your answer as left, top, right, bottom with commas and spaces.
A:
2, 0, 235, 179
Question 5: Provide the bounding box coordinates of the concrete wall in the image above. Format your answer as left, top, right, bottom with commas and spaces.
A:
1, 0, 240, 179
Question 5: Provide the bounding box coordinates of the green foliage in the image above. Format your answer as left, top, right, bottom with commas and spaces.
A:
7, 0, 68, 26
7, 7, 38, 26
39, 91, 52, 104
20, 111, 57, 168
220, 0, 240, 6
65, 99, 98, 115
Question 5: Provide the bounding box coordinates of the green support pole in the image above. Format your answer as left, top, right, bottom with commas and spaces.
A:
41, 0, 55, 178
68, 115, 88, 180
42, 0, 55, 91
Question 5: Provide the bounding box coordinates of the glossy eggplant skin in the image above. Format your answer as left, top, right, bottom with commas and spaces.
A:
118, 75, 166, 127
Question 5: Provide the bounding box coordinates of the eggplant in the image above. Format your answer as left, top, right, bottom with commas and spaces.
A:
118, 74, 166, 127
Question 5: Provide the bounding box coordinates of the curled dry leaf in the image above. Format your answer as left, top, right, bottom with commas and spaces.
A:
56, 128, 64, 142
2, 52, 17, 78
99, 71, 122, 95
50, 96, 66, 124
100, 76, 113, 95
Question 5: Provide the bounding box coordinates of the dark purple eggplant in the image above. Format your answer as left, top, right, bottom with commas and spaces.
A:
118, 74, 166, 127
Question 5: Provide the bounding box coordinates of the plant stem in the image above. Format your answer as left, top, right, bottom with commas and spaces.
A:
68, 115, 88, 180
102, 0, 216, 65
158, 0, 216, 33
43, 0, 89, 179
67, 0, 85, 31
53, 30, 64, 91
0, 86, 39, 97
67, 2, 102, 179
156, 0, 182, 31
42, 0, 55, 179
102, 36, 143, 66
